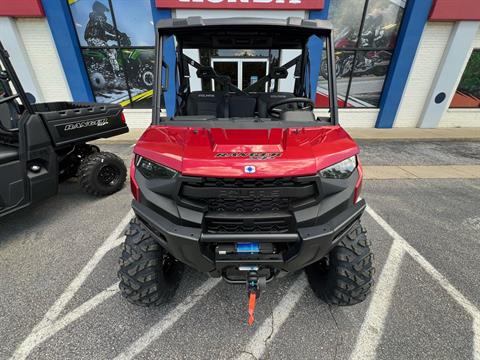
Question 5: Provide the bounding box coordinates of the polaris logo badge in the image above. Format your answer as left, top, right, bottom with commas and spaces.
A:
215, 152, 282, 160
244, 165, 256, 174
64, 119, 109, 131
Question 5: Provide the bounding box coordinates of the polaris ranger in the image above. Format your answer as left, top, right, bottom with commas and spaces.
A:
119, 17, 374, 323
0, 41, 128, 218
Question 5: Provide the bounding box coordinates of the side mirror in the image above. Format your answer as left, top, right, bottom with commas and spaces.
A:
161, 61, 169, 92
25, 92, 36, 104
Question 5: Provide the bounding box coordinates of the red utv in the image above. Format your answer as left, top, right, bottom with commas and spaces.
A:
119, 17, 374, 321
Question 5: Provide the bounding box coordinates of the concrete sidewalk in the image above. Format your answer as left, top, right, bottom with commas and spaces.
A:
96, 127, 480, 144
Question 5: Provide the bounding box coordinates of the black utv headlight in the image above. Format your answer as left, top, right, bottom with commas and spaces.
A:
136, 156, 177, 179
319, 156, 357, 179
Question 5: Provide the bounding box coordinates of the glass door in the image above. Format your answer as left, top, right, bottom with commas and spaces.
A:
212, 60, 239, 91
212, 58, 269, 91
242, 60, 268, 90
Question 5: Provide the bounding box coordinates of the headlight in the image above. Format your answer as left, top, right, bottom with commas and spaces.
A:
319, 156, 357, 179
136, 156, 177, 179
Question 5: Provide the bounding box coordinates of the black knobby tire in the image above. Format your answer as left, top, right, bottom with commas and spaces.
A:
78, 151, 127, 196
306, 220, 374, 306
59, 144, 100, 182
118, 218, 184, 306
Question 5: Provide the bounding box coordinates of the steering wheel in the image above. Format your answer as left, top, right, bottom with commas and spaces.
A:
267, 97, 315, 117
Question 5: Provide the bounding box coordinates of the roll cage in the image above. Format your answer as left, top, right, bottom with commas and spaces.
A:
0, 42, 35, 132
153, 17, 339, 125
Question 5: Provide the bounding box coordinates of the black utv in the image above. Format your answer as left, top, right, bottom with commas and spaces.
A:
0, 41, 128, 218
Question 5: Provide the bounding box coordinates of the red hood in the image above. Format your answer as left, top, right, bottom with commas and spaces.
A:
134, 125, 359, 178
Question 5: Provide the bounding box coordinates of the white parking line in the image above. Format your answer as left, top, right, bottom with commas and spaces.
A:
354, 205, 480, 360
114, 278, 221, 360
11, 210, 134, 360
11, 283, 119, 360
237, 275, 308, 360
474, 318, 480, 360
349, 232, 405, 360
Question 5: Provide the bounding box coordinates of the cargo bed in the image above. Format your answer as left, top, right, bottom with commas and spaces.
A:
31, 102, 128, 147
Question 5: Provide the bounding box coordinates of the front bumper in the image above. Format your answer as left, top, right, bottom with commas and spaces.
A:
132, 197, 366, 275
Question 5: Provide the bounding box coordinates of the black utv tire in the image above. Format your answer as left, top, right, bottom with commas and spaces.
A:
78, 151, 126, 196
118, 218, 184, 306
59, 144, 100, 182
306, 220, 374, 306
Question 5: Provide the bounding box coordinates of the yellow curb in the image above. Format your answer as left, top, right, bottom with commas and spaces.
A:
93, 129, 145, 144
399, 166, 478, 179
364, 165, 480, 180
94, 127, 480, 143
363, 166, 416, 180
346, 127, 480, 140
451, 165, 480, 178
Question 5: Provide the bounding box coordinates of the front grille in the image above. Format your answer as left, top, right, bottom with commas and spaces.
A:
179, 176, 320, 233
206, 217, 291, 233
202, 177, 299, 188
207, 197, 289, 213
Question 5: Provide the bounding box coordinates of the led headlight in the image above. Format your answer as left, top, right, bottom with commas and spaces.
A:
136, 156, 177, 179
319, 156, 357, 179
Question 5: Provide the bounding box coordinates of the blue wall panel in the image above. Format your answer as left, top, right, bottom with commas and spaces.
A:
308, 0, 331, 100
41, 0, 94, 102
149, 1, 176, 117
375, 0, 434, 128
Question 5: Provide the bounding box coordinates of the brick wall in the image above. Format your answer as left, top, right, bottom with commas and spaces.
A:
394, 22, 454, 127
16, 18, 71, 102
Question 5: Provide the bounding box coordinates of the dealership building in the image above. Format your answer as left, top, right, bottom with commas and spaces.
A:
0, 0, 479, 129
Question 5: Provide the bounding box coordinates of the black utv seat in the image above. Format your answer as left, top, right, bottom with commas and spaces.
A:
256, 92, 296, 118
0, 144, 18, 164
228, 94, 257, 117
186, 91, 226, 118
0, 100, 20, 143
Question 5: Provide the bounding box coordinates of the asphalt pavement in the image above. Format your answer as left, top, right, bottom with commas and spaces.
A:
1, 140, 479, 360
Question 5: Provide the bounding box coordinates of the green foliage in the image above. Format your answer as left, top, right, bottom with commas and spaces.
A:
458, 50, 480, 98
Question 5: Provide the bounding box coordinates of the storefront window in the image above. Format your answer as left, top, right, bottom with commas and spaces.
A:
69, 0, 155, 107
450, 50, 480, 108
317, 0, 406, 108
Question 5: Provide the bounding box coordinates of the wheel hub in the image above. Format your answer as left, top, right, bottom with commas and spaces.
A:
98, 165, 119, 185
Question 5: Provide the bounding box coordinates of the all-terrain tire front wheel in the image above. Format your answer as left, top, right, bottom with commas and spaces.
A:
78, 151, 126, 196
306, 220, 374, 306
118, 218, 184, 306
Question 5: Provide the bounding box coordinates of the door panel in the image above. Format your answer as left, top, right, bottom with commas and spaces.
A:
212, 61, 238, 91
0, 160, 25, 215
242, 61, 267, 91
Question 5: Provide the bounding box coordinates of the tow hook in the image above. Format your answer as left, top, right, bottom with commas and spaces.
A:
245, 269, 266, 326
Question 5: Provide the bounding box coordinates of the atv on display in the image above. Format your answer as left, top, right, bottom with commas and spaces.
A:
0, 41, 129, 218
119, 17, 374, 323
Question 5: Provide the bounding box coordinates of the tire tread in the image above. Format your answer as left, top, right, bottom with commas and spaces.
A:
118, 218, 183, 306
306, 220, 374, 306
78, 151, 126, 197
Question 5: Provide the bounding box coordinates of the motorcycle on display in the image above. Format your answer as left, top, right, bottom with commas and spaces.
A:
321, 22, 397, 80
84, 32, 155, 92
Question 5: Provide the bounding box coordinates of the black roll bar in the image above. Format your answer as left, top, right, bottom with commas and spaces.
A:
326, 34, 339, 125
0, 41, 35, 115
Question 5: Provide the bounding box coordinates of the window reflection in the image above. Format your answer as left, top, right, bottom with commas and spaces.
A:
69, 0, 155, 108
450, 50, 480, 108
317, 0, 407, 108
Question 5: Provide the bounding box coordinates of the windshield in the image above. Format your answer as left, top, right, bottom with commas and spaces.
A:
184, 48, 297, 94
153, 22, 337, 125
